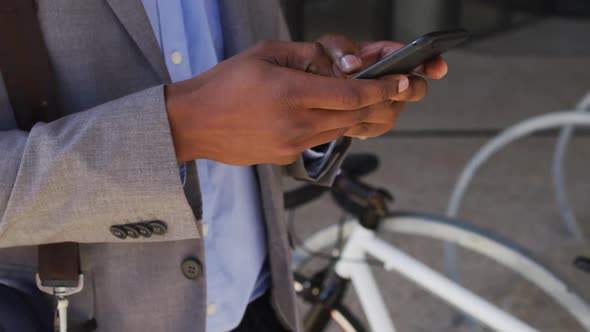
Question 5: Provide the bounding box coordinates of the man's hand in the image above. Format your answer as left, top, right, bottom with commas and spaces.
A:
317, 34, 448, 139
165, 40, 409, 165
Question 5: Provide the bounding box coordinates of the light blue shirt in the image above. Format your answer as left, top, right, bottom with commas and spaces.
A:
142, 1, 268, 331
142, 1, 334, 331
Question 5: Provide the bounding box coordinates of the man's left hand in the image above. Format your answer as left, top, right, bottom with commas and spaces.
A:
317, 34, 448, 139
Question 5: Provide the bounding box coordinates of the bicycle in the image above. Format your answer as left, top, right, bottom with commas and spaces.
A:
285, 153, 590, 332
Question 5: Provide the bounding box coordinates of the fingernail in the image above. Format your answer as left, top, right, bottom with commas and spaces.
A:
398, 76, 409, 93
339, 54, 362, 73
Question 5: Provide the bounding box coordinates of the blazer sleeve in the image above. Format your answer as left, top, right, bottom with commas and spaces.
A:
0, 85, 200, 248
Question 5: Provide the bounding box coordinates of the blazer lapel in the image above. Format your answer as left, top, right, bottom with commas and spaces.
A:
218, 0, 257, 57
105, 0, 171, 83
218, 0, 291, 57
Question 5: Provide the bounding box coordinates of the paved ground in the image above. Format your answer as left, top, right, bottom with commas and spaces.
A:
289, 7, 590, 332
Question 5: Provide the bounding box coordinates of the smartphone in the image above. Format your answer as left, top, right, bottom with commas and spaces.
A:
352, 29, 469, 79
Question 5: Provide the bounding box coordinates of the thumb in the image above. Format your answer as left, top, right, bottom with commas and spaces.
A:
317, 34, 363, 75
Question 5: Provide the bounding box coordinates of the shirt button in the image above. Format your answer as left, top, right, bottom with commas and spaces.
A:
109, 225, 127, 239
170, 51, 183, 65
207, 304, 216, 316
147, 220, 168, 235
181, 258, 203, 280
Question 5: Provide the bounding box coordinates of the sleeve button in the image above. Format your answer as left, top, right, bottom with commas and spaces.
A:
147, 220, 168, 235
135, 224, 152, 238
122, 225, 140, 239
109, 225, 127, 239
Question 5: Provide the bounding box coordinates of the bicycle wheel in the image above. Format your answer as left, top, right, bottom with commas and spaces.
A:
292, 211, 590, 332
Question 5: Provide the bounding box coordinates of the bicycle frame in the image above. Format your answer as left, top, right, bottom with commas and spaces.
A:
334, 225, 539, 332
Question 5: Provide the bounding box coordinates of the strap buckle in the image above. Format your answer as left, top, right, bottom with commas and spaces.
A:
35, 273, 84, 297
36, 274, 84, 332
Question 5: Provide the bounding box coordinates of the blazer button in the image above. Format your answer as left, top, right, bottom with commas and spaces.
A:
147, 221, 167, 235
135, 224, 152, 238
109, 225, 127, 239
122, 225, 140, 239
181, 258, 203, 280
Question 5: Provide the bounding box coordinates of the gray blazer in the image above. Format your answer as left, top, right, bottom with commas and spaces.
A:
0, 1, 350, 331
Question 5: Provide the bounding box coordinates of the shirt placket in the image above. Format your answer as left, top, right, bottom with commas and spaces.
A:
156, 0, 192, 82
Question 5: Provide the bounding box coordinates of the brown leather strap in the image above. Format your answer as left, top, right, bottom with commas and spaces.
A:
0, 0, 59, 130
38, 242, 81, 287
0, 0, 80, 287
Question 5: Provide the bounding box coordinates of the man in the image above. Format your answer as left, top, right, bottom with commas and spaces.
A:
0, 0, 446, 331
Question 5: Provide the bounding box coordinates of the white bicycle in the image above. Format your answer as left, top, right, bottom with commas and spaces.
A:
286, 153, 590, 332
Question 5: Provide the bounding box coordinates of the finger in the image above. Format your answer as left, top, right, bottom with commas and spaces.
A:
302, 100, 405, 132
414, 56, 448, 79
423, 56, 448, 79
390, 75, 428, 102
257, 40, 335, 77
284, 69, 409, 110
344, 102, 404, 137
317, 34, 363, 75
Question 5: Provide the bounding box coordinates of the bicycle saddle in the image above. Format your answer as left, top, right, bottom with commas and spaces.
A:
575, 256, 590, 274
340, 153, 379, 178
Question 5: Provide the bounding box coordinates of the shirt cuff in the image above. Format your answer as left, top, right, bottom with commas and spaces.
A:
179, 162, 187, 187
302, 140, 338, 178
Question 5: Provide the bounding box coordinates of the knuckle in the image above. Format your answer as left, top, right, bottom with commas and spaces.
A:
254, 39, 276, 52
277, 115, 297, 137
292, 117, 315, 138
317, 33, 338, 47
303, 116, 322, 134
371, 81, 387, 102
342, 89, 363, 108
279, 119, 312, 150
380, 82, 394, 101
274, 84, 302, 110
304, 42, 331, 75
309, 41, 326, 57
354, 108, 368, 123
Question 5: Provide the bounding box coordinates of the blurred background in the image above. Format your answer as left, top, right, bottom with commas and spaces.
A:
280, 1, 590, 331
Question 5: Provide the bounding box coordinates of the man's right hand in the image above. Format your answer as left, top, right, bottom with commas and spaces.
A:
165, 40, 409, 165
